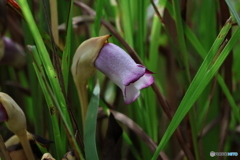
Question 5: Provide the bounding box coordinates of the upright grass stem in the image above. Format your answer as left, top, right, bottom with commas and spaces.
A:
173, 1, 200, 159
172, 0, 190, 81
32, 57, 85, 159
62, 0, 74, 93
30, 46, 64, 159
49, 0, 59, 47
151, 18, 235, 160
18, 2, 75, 158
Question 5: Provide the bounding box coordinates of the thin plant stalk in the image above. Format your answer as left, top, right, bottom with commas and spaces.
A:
77, 83, 89, 127
0, 135, 11, 160
49, 0, 59, 47
17, 131, 35, 160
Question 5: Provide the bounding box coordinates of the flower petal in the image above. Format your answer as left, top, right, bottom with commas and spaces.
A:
0, 37, 26, 68
123, 72, 154, 104
0, 102, 8, 122
133, 70, 154, 90
95, 43, 154, 104
95, 43, 146, 86
123, 84, 140, 105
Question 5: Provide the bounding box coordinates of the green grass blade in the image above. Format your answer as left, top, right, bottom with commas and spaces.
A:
136, 1, 147, 58
172, 0, 190, 81
119, 0, 134, 47
62, 0, 74, 93
172, 1, 206, 159
184, 16, 240, 126
151, 18, 234, 160
18, 0, 73, 131
225, 0, 240, 25
122, 132, 142, 160
217, 75, 240, 122
184, 25, 207, 57
27, 56, 43, 135
30, 45, 85, 159
148, 14, 161, 71
188, 108, 200, 160
84, 82, 100, 160
94, 0, 105, 36
29, 46, 64, 159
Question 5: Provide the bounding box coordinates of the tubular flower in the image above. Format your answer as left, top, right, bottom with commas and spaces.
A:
94, 43, 154, 104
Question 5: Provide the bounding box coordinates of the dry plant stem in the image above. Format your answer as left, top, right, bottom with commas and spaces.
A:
49, 0, 59, 47
150, 0, 164, 24
198, 116, 221, 139
219, 1, 232, 155
42, 0, 65, 95
71, 1, 194, 159
98, 107, 167, 160
0, 135, 11, 160
111, 110, 167, 160
17, 131, 35, 160
198, 77, 217, 139
77, 83, 88, 127
0, 0, 7, 36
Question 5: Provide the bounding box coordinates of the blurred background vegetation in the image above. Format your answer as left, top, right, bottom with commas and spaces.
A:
0, 0, 240, 159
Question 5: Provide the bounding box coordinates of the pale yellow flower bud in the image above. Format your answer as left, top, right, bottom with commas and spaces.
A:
41, 153, 56, 160
71, 35, 110, 126
0, 92, 26, 135
71, 34, 111, 86
0, 92, 35, 160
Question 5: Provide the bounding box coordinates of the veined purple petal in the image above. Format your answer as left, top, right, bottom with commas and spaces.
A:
95, 43, 154, 104
0, 102, 8, 122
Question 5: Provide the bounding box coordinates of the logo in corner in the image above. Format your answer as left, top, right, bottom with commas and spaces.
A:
210, 151, 215, 157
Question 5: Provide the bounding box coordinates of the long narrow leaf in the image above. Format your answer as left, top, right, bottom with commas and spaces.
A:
29, 46, 64, 159
152, 18, 235, 160
84, 82, 100, 160
225, 0, 240, 26
18, 0, 73, 131
62, 0, 74, 92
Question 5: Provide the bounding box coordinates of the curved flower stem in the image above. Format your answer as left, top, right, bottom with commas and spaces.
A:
17, 131, 35, 160
77, 83, 88, 127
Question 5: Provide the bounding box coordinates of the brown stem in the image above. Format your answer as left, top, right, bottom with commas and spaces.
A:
49, 0, 59, 48
218, 1, 232, 157
0, 135, 11, 160
150, 0, 164, 25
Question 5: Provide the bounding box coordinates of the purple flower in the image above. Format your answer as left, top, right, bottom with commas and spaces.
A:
0, 37, 26, 68
0, 102, 8, 122
94, 43, 154, 104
